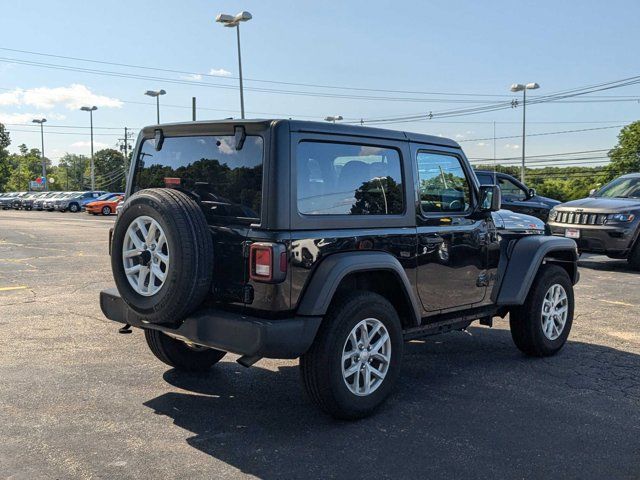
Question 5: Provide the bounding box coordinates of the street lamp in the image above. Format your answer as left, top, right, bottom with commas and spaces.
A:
145, 89, 166, 124
32, 118, 47, 191
216, 11, 252, 119
324, 115, 343, 123
510, 82, 540, 183
80, 106, 98, 190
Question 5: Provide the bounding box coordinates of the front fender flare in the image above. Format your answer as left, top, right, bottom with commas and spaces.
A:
296, 251, 421, 326
494, 235, 578, 306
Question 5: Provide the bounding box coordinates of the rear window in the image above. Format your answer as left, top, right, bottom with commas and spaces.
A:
296, 141, 404, 215
134, 135, 264, 220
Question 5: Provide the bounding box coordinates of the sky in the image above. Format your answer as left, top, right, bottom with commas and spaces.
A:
1, 0, 639, 168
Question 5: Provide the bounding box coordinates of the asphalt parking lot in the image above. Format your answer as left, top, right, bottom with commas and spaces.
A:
1, 210, 639, 479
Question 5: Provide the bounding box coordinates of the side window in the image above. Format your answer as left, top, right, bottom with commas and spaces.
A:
498, 177, 527, 201
296, 141, 404, 215
417, 152, 472, 214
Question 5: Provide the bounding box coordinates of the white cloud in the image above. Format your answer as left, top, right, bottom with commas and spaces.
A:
455, 133, 465, 139
505, 143, 520, 150
0, 84, 122, 110
70, 140, 109, 149
0, 112, 65, 123
181, 73, 203, 81
209, 68, 232, 77
0, 90, 22, 106
476, 142, 488, 147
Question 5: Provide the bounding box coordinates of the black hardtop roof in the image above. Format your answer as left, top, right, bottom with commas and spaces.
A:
140, 119, 460, 149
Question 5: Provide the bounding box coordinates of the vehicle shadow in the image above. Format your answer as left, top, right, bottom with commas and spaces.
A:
144, 327, 640, 480
578, 254, 636, 273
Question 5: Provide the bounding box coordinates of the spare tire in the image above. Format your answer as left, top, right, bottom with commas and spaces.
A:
111, 188, 213, 326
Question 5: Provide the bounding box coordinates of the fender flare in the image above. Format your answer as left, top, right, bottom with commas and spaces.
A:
494, 235, 578, 306
296, 251, 422, 326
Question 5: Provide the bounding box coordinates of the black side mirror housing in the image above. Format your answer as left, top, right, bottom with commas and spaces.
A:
479, 185, 501, 212
528, 187, 536, 198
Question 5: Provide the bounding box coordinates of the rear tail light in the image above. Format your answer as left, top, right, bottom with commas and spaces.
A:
249, 242, 287, 283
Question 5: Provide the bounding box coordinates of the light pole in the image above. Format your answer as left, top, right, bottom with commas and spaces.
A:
510, 82, 540, 183
80, 106, 98, 190
145, 89, 166, 124
324, 115, 343, 123
32, 118, 47, 191
216, 11, 252, 119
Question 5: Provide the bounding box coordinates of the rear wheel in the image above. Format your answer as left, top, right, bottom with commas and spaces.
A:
300, 291, 403, 420
509, 264, 574, 356
69, 203, 80, 213
144, 329, 226, 371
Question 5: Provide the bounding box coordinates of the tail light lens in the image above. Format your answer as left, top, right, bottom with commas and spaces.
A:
249, 243, 287, 283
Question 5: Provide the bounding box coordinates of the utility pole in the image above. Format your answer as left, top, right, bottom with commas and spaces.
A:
118, 127, 134, 190
510, 82, 540, 183
32, 118, 47, 190
192, 97, 197, 121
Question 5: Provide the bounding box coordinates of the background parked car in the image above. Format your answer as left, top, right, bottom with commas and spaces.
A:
86, 195, 124, 215
475, 170, 560, 221
43, 192, 74, 211
32, 191, 59, 210
548, 172, 640, 269
1, 192, 25, 209
13, 192, 44, 210
56, 191, 107, 212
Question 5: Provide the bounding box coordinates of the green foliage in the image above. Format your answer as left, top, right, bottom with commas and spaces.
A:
0, 123, 10, 192
93, 148, 126, 191
606, 120, 640, 179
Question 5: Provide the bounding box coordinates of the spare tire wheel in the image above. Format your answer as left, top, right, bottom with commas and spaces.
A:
111, 188, 214, 326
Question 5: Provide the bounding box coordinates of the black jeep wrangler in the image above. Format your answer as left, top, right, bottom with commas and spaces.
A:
100, 120, 579, 419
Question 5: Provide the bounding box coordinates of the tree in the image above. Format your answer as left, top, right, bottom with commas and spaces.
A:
93, 148, 126, 191
607, 121, 640, 179
0, 123, 11, 192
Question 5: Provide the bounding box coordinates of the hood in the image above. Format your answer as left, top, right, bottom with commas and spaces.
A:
557, 196, 640, 212
492, 209, 545, 233
533, 195, 561, 206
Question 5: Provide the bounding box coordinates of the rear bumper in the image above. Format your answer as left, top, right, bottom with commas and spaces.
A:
548, 223, 637, 255
99, 288, 322, 359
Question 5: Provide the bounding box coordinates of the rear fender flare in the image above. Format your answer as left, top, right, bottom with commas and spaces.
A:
296, 251, 421, 326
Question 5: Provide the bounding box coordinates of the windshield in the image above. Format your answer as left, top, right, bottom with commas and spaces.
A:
133, 135, 264, 221
595, 177, 640, 198
95, 193, 115, 201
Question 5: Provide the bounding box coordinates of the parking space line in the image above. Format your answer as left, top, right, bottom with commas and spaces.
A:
0, 285, 28, 292
598, 299, 636, 307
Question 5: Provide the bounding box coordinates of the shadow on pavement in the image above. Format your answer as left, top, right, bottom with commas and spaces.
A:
578, 255, 637, 273
144, 327, 640, 480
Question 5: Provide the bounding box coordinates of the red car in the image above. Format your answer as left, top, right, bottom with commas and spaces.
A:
85, 196, 123, 215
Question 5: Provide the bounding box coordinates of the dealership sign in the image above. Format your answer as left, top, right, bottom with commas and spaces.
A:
29, 176, 47, 190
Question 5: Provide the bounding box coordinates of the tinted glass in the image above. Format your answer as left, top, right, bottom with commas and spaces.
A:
595, 176, 640, 198
475, 172, 495, 185
134, 135, 264, 220
417, 152, 471, 213
498, 177, 527, 201
297, 141, 403, 215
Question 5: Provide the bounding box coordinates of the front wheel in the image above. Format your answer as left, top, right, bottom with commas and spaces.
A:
144, 329, 226, 371
300, 291, 403, 420
101, 206, 111, 215
69, 203, 80, 213
509, 264, 574, 357
627, 241, 640, 271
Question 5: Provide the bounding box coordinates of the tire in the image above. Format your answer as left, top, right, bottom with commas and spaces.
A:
69, 203, 79, 213
101, 206, 111, 216
509, 264, 574, 357
300, 291, 403, 420
111, 188, 213, 326
627, 240, 640, 271
144, 329, 226, 371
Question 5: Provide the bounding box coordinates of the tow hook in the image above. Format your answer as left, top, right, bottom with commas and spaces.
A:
118, 324, 132, 334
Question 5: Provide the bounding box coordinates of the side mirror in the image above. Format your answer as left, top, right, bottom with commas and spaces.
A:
528, 188, 536, 198
479, 185, 501, 212
589, 188, 597, 197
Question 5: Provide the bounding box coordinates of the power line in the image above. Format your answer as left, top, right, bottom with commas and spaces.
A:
459, 125, 624, 143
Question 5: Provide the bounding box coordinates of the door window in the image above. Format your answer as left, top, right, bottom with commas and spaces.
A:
416, 152, 472, 214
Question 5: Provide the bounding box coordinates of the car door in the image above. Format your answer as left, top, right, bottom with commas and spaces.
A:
495, 174, 540, 217
413, 147, 490, 313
